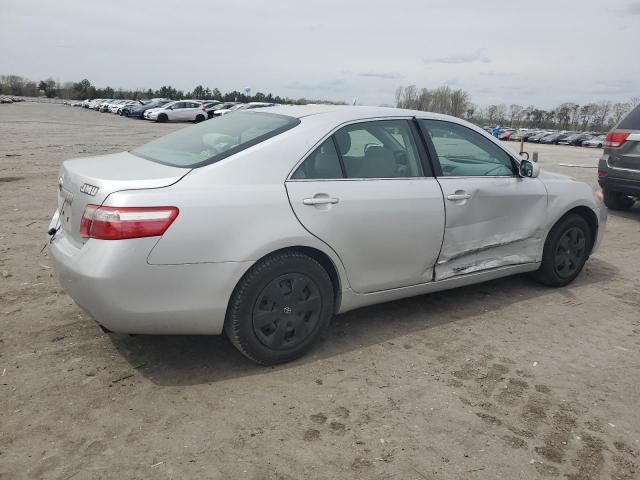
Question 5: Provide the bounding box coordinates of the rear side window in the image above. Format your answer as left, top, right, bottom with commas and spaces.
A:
617, 104, 640, 130
291, 119, 424, 180
292, 139, 343, 179
337, 120, 423, 178
132, 112, 300, 168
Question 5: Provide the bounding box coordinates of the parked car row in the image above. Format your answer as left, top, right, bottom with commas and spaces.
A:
70, 98, 278, 123
485, 127, 606, 148
0, 96, 25, 104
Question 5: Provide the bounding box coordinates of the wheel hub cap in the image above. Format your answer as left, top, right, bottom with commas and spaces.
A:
252, 273, 322, 351
554, 227, 586, 279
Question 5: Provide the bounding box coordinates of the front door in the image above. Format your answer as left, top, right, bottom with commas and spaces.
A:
418, 119, 548, 281
286, 119, 445, 293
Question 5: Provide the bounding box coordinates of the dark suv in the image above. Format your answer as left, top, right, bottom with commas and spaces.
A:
598, 104, 640, 210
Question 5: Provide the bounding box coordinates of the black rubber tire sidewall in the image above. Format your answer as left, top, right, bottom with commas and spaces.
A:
533, 214, 591, 287
225, 252, 334, 365
157, 113, 168, 123
195, 114, 205, 123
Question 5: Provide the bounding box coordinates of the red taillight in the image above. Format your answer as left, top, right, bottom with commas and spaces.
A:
598, 170, 607, 178
604, 132, 629, 148
80, 205, 179, 240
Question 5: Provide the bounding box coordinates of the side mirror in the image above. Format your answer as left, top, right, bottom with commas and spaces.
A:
519, 159, 539, 178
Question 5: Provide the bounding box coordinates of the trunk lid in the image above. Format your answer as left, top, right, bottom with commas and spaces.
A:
56, 151, 189, 247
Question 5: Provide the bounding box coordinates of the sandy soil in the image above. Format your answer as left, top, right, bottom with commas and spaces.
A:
1, 102, 639, 480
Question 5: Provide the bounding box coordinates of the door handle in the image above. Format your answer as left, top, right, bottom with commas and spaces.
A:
303, 197, 339, 205
446, 193, 472, 201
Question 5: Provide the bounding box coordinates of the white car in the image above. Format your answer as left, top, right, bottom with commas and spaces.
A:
49, 105, 606, 364
143, 100, 207, 123
111, 100, 141, 114
214, 102, 276, 116
583, 135, 605, 148
87, 99, 108, 110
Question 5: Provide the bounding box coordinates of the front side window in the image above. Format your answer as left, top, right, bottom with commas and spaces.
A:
420, 120, 514, 177
336, 120, 423, 178
171, 102, 186, 110
132, 112, 300, 168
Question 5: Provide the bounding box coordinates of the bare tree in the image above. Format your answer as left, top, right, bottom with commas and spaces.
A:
612, 102, 632, 125
450, 89, 470, 118
509, 104, 524, 127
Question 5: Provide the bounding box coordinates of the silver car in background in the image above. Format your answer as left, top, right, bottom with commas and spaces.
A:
49, 106, 607, 364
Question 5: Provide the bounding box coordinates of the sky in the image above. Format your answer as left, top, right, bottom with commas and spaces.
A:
1, 0, 639, 109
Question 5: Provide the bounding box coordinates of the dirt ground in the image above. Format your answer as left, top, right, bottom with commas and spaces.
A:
1, 102, 639, 480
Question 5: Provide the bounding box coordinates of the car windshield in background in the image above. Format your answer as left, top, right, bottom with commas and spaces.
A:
132, 112, 300, 168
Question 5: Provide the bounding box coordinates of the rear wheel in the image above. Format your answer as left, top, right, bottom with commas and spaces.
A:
603, 189, 634, 211
195, 114, 205, 123
157, 113, 168, 123
225, 251, 334, 365
531, 214, 591, 287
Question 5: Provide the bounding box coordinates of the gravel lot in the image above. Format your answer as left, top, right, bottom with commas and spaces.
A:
1, 102, 639, 480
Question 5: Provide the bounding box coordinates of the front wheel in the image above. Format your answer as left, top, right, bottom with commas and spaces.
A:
225, 251, 334, 365
531, 214, 591, 287
603, 189, 634, 211
156, 113, 168, 123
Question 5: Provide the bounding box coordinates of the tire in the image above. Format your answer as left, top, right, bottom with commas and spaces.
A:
603, 189, 634, 211
195, 114, 205, 123
531, 214, 592, 287
225, 251, 334, 365
157, 113, 168, 123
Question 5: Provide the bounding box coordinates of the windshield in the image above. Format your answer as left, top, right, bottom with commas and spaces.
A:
132, 112, 300, 168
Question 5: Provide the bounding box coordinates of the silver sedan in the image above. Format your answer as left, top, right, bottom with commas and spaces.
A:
49, 106, 607, 364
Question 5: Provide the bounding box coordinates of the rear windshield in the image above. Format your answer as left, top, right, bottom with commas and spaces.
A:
617, 104, 640, 130
132, 112, 300, 168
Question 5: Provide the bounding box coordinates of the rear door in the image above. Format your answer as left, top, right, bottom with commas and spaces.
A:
169, 102, 187, 121
286, 119, 445, 293
418, 119, 547, 281
184, 102, 202, 121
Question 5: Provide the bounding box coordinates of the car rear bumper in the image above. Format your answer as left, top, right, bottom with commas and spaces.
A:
48, 226, 252, 335
599, 175, 640, 196
598, 156, 640, 197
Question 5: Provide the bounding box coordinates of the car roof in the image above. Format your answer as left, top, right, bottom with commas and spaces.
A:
258, 104, 467, 123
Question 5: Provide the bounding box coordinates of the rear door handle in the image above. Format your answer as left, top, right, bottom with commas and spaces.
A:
446, 193, 472, 201
303, 197, 340, 205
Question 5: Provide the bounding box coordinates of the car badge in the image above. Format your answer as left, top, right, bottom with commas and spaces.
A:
80, 183, 99, 196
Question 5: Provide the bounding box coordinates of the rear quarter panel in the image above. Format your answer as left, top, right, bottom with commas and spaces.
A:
103, 120, 350, 284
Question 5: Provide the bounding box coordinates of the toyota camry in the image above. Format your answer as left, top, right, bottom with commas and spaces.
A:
49, 106, 607, 364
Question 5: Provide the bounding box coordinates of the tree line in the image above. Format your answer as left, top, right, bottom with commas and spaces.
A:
0, 74, 344, 106
396, 85, 639, 132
